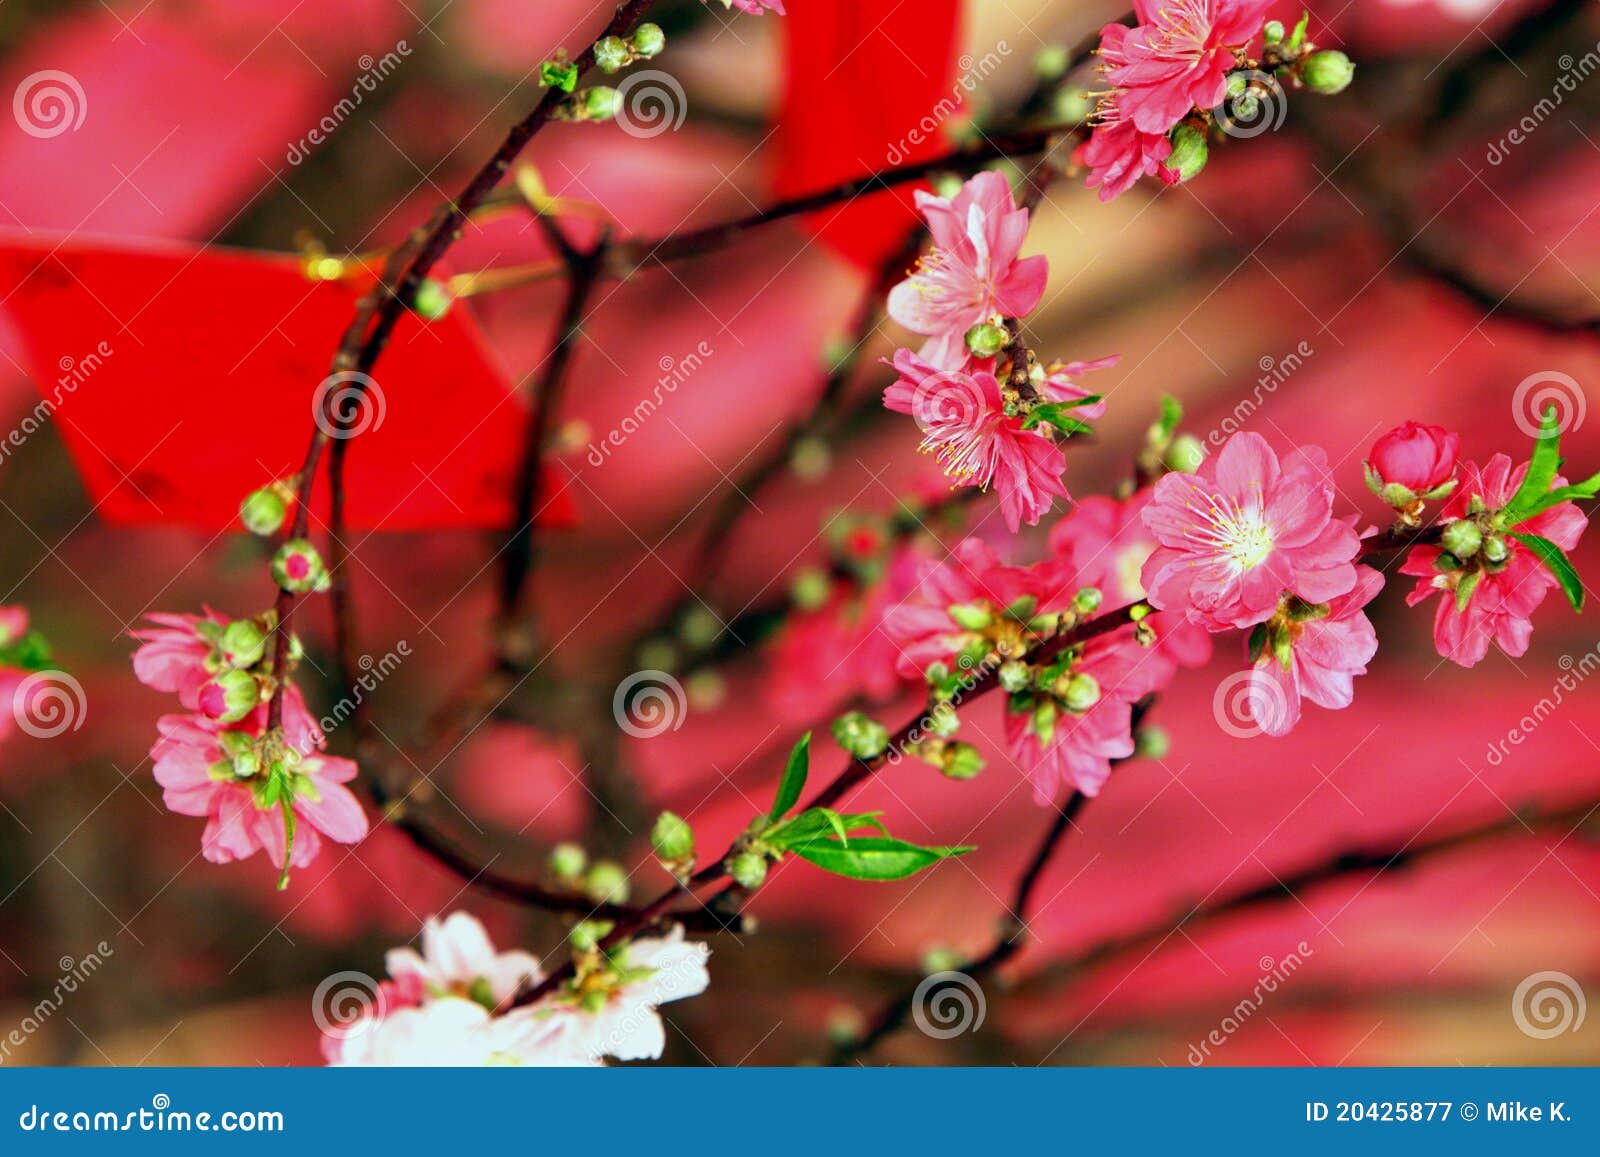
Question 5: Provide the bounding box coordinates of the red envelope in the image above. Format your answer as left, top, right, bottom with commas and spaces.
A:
0, 233, 575, 531
773, 0, 965, 271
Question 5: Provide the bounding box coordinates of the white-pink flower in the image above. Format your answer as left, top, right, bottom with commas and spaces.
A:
887, 171, 1049, 370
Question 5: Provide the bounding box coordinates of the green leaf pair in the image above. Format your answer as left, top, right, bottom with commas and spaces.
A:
1498, 405, 1598, 612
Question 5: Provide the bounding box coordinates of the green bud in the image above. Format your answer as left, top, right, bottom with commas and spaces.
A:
1165, 433, 1207, 473
948, 602, 993, 631
964, 322, 1009, 360
1441, 520, 1482, 560
1034, 44, 1069, 80
1302, 50, 1355, 96
570, 919, 614, 952
789, 435, 831, 482
1051, 87, 1094, 124
826, 1006, 864, 1045
928, 703, 961, 739
1073, 587, 1103, 615
729, 851, 767, 890
1166, 125, 1209, 183
1263, 19, 1285, 44
630, 22, 666, 59
238, 485, 288, 537
791, 568, 832, 611
1062, 672, 1101, 713
998, 660, 1031, 694
1135, 725, 1171, 761
651, 811, 695, 862
933, 173, 964, 200
940, 741, 985, 781
679, 605, 722, 649
832, 711, 890, 760
218, 618, 269, 669
540, 59, 579, 93
201, 668, 259, 724
686, 669, 726, 710
922, 945, 965, 974
584, 860, 629, 903
410, 277, 453, 321
581, 86, 621, 122
594, 36, 632, 74
580, 989, 608, 1014
1226, 72, 1251, 99
549, 842, 587, 881
925, 661, 951, 686
1483, 535, 1509, 564
271, 539, 329, 594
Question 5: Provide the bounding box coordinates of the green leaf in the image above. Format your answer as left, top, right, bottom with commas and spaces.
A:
1157, 394, 1183, 439
766, 808, 889, 851
788, 836, 973, 882
768, 732, 811, 822
1505, 468, 1600, 525
1287, 11, 1311, 52
1510, 533, 1585, 611
1505, 406, 1564, 521
1022, 402, 1095, 438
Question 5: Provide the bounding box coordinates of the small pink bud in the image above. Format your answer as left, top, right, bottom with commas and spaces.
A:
1365, 421, 1459, 502
0, 605, 27, 647
198, 668, 259, 724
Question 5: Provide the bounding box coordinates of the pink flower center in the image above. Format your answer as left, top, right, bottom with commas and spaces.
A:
1149, 0, 1220, 60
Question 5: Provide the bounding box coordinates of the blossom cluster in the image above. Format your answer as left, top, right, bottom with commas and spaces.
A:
883, 170, 1115, 532
133, 609, 368, 884
1078, 4, 1356, 201
323, 912, 710, 1066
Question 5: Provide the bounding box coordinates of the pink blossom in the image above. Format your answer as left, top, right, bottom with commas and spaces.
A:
150, 699, 366, 870
721, 0, 785, 13
886, 171, 1049, 370
883, 349, 1069, 531
1141, 431, 1361, 631
1003, 623, 1167, 802
1079, 24, 1182, 201
1365, 420, 1460, 496
385, 911, 543, 1006
1106, 0, 1275, 135
1049, 492, 1212, 673
1401, 455, 1588, 667
327, 997, 591, 1067
880, 538, 1042, 678
1243, 565, 1384, 736
131, 610, 226, 709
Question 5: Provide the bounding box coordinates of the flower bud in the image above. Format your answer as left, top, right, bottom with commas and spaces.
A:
0, 606, 25, 647
583, 860, 629, 903
1303, 50, 1355, 95
1365, 421, 1458, 503
964, 322, 1009, 360
569, 919, 613, 952
1034, 44, 1069, 80
940, 741, 984, 780
928, 702, 961, 739
198, 668, 259, 724
1166, 125, 1208, 183
1165, 433, 1207, 473
832, 711, 890, 759
594, 35, 632, 74
549, 842, 587, 881
790, 568, 832, 611
1073, 587, 1103, 615
728, 851, 767, 890
630, 22, 666, 59
1441, 520, 1482, 560
239, 485, 289, 537
540, 59, 578, 93
1062, 672, 1102, 712
1483, 535, 1509, 564
1134, 725, 1170, 760
272, 539, 329, 593
789, 435, 830, 481
410, 277, 453, 321
998, 660, 1031, 693
1263, 20, 1285, 44
651, 811, 695, 862
218, 618, 270, 669
581, 86, 621, 121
